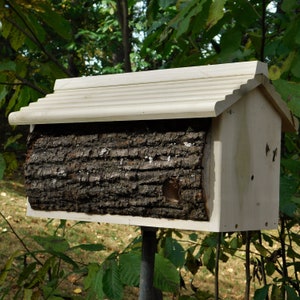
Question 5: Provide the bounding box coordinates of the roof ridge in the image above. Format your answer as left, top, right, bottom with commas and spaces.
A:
53, 61, 267, 91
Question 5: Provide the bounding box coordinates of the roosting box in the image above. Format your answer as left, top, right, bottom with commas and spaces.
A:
9, 61, 298, 232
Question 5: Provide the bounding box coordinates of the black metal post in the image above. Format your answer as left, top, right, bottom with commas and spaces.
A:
139, 227, 162, 300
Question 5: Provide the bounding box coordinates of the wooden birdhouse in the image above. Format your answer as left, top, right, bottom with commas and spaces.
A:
8, 61, 298, 232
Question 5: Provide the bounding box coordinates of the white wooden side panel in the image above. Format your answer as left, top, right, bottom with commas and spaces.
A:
212, 89, 281, 231
26, 201, 220, 232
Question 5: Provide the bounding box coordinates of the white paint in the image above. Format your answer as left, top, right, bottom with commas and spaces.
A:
8, 61, 299, 232
26, 201, 220, 232
210, 89, 282, 231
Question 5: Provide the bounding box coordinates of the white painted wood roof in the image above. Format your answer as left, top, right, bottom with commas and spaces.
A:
8, 61, 298, 131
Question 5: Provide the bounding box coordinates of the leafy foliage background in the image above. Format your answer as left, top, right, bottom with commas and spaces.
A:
0, 0, 299, 299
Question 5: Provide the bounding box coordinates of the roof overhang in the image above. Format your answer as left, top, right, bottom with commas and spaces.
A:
8, 61, 298, 132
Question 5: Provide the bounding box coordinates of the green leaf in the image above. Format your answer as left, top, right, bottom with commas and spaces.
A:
291, 55, 300, 78
84, 263, 99, 289
17, 262, 37, 286
9, 2, 47, 45
103, 259, 123, 300
281, 0, 298, 13
283, 17, 300, 48
291, 196, 300, 205
254, 243, 268, 257
33, 235, 70, 253
1, 20, 11, 39
220, 27, 242, 57
19, 85, 42, 110
0, 153, 6, 180
280, 175, 299, 217
220, 252, 229, 263
285, 285, 299, 300
154, 253, 180, 293
295, 28, 300, 46
189, 233, 198, 242
0, 61, 16, 72
84, 263, 104, 300
71, 243, 106, 252
202, 247, 215, 273
173, 0, 207, 38
39, 3, 72, 41
271, 284, 282, 300
0, 250, 20, 284
14, 85, 32, 113
172, 230, 183, 239
175, 15, 191, 38
269, 65, 282, 81
159, 0, 176, 9
291, 232, 300, 246
206, 0, 226, 30
52, 251, 79, 269
5, 85, 20, 116
288, 97, 300, 118
33, 236, 78, 269
185, 249, 201, 275
281, 158, 300, 178
15, 58, 29, 78
4, 134, 22, 150
273, 79, 300, 117
229, 1, 258, 29
0, 85, 8, 108
9, 25, 26, 51
27, 256, 55, 289
119, 252, 141, 286
202, 233, 218, 248
42, 284, 65, 300
2, 152, 18, 174
229, 237, 240, 250
265, 261, 276, 276
23, 288, 33, 300
261, 233, 273, 247
254, 285, 270, 300
164, 236, 186, 268
39, 61, 69, 80
287, 245, 300, 259
24, 13, 47, 44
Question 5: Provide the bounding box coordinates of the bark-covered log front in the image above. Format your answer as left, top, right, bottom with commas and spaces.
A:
25, 119, 210, 221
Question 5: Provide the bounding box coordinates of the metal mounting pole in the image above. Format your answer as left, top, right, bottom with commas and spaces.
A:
139, 227, 162, 300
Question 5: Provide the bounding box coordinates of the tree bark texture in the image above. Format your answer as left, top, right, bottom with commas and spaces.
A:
25, 119, 210, 221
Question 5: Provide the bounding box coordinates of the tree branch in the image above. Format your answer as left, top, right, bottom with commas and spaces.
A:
0, 81, 23, 86
258, 231, 269, 300
287, 227, 300, 293
15, 75, 48, 96
116, 0, 132, 72
279, 216, 288, 300
0, 211, 43, 266
260, 0, 267, 61
244, 231, 251, 300
0, 77, 48, 96
215, 232, 222, 300
5, 2, 73, 77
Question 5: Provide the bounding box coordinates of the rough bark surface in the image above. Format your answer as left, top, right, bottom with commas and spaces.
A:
25, 119, 210, 221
